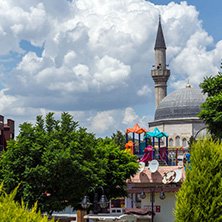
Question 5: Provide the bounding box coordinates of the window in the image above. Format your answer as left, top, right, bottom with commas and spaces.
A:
169, 138, 173, 147
175, 136, 180, 147
182, 138, 187, 147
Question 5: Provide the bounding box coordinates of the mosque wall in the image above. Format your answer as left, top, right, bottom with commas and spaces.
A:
192, 122, 206, 138
149, 120, 205, 148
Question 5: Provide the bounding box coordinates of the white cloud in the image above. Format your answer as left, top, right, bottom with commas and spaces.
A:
88, 110, 116, 134
123, 107, 138, 125
137, 85, 152, 96
87, 107, 152, 137
93, 55, 131, 91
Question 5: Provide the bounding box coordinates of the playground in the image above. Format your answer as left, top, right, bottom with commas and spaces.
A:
125, 123, 186, 167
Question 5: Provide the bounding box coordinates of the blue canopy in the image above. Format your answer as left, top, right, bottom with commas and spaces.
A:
144, 127, 168, 138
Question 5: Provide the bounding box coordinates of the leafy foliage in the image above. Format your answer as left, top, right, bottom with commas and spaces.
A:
0, 113, 138, 215
187, 136, 196, 151
198, 63, 222, 139
0, 183, 50, 222
111, 130, 127, 150
175, 138, 222, 221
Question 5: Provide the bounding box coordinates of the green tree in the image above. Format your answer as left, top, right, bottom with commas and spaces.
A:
198, 63, 222, 139
187, 135, 196, 151
111, 130, 127, 150
0, 112, 138, 215
175, 137, 222, 221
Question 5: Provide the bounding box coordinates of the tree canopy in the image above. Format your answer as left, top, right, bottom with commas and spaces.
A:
111, 130, 127, 150
175, 138, 222, 221
198, 63, 222, 139
0, 112, 138, 215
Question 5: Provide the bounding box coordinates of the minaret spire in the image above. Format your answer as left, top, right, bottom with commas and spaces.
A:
151, 16, 170, 109
155, 15, 166, 50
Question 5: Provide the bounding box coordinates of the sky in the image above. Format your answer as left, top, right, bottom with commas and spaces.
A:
0, 0, 222, 138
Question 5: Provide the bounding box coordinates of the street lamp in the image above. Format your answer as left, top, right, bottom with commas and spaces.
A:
159, 190, 166, 200
139, 191, 146, 199
80, 186, 109, 214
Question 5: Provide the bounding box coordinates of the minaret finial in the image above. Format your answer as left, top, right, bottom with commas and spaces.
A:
186, 79, 191, 88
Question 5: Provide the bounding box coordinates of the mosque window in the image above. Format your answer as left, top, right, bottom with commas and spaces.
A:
182, 138, 187, 147
169, 138, 173, 147
175, 136, 180, 147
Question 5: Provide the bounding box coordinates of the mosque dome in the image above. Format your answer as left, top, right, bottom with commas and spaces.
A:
154, 86, 207, 121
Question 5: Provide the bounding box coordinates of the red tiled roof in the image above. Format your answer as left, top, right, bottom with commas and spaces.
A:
128, 166, 186, 184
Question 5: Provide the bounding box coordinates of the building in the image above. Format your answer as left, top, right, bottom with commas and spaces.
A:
126, 166, 186, 222
149, 17, 206, 148
0, 115, 14, 151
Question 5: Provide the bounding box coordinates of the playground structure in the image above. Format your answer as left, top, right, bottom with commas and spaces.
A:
125, 124, 185, 166
124, 141, 134, 155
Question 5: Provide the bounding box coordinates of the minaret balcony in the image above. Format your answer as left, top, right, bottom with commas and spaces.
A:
151, 69, 170, 78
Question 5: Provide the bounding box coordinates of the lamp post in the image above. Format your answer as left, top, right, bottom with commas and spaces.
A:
80, 186, 109, 214
150, 188, 155, 222
140, 188, 166, 222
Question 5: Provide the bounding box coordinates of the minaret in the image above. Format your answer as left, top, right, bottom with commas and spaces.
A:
151, 16, 170, 109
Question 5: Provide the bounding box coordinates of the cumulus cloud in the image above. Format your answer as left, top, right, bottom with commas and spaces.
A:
87, 107, 152, 137
0, 0, 221, 137
123, 107, 138, 125
137, 85, 152, 96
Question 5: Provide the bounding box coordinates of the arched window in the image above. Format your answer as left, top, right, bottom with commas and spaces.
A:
175, 136, 180, 147
169, 138, 173, 147
182, 138, 187, 147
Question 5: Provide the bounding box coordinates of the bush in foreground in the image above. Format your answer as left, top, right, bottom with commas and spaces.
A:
175, 138, 222, 221
0, 183, 50, 222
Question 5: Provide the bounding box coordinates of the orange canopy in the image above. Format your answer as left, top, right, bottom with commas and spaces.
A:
125, 123, 147, 134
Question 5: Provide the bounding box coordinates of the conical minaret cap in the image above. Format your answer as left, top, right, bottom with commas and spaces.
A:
154, 15, 166, 49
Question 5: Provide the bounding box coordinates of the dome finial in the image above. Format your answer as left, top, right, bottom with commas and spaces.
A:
186, 79, 191, 88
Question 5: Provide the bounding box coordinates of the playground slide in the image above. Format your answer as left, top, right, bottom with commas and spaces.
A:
138, 152, 151, 163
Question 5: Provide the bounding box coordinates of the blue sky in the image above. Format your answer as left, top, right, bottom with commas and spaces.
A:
150, 0, 222, 42
0, 0, 221, 138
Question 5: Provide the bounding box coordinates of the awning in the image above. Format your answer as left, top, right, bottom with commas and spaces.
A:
144, 127, 168, 138
125, 123, 147, 134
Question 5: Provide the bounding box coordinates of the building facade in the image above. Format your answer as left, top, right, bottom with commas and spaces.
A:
0, 115, 14, 151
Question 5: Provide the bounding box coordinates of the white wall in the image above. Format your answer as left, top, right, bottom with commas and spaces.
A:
141, 192, 176, 222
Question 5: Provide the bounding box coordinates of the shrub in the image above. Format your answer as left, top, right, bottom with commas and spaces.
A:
0, 183, 51, 222
175, 138, 222, 221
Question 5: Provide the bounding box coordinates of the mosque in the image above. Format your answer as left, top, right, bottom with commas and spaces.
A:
148, 17, 206, 149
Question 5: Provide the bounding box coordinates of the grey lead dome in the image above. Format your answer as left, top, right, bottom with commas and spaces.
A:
154, 87, 207, 121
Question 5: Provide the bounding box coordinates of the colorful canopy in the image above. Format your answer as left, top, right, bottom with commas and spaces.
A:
144, 127, 168, 138
125, 123, 148, 134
